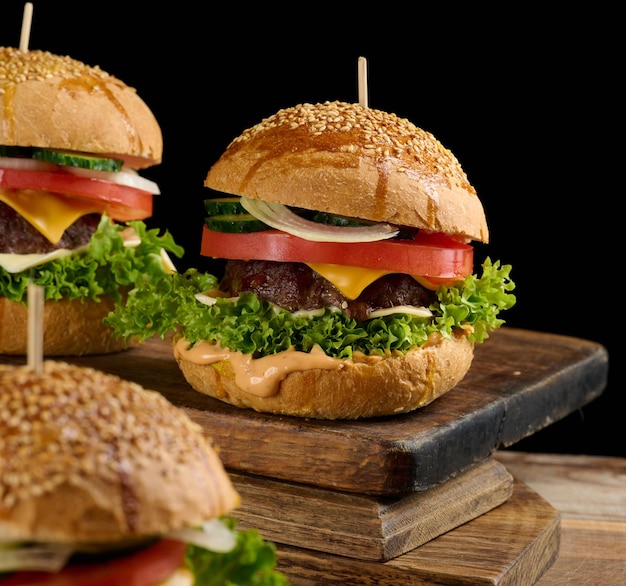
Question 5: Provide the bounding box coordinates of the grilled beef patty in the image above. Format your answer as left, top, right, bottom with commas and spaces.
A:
220, 259, 435, 322
0, 201, 99, 254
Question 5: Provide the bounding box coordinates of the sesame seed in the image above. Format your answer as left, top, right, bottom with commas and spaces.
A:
0, 46, 116, 87
0, 361, 211, 506
228, 100, 475, 193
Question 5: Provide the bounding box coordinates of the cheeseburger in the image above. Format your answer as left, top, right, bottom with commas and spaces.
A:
0, 361, 289, 585
107, 100, 516, 420
0, 47, 182, 355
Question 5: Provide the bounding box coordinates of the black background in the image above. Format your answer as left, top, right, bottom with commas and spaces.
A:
2, 3, 620, 456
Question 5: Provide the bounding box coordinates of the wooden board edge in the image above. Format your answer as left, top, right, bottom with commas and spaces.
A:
272, 479, 560, 585
230, 458, 513, 561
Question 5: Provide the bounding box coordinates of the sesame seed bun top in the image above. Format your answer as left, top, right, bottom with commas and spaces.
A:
0, 360, 240, 545
0, 47, 162, 168
204, 100, 489, 243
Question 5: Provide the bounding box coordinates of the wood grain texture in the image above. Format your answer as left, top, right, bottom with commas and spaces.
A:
230, 457, 513, 561
495, 451, 626, 586
0, 327, 607, 496
274, 478, 560, 585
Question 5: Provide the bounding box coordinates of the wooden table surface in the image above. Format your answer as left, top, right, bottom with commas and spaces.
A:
494, 450, 626, 585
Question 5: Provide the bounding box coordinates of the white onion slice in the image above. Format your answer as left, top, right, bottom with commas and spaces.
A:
0, 543, 75, 572
0, 156, 160, 194
241, 197, 398, 243
167, 519, 237, 553
0, 248, 84, 274
0, 157, 57, 172
368, 305, 433, 319
195, 290, 237, 306
160, 249, 178, 274
65, 166, 160, 195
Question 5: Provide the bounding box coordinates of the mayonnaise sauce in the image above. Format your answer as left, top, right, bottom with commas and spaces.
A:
174, 339, 346, 398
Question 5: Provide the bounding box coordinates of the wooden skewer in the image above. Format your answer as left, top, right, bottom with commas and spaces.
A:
20, 3, 34, 52
358, 56, 368, 108
27, 281, 44, 373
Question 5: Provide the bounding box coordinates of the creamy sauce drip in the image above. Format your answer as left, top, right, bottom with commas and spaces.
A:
174, 338, 346, 398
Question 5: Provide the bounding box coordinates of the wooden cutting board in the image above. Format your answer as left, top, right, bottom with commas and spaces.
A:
230, 456, 513, 561
273, 478, 561, 585
0, 327, 607, 496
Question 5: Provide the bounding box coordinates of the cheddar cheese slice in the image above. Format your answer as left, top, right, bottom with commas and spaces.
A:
0, 188, 101, 244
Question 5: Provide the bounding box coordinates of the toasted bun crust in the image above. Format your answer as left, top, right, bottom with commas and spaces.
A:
0, 296, 137, 355
175, 331, 474, 420
205, 100, 489, 242
0, 361, 240, 544
0, 47, 162, 168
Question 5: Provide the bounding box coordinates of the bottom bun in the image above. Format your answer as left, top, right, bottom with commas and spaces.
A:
0, 296, 137, 356
175, 331, 474, 420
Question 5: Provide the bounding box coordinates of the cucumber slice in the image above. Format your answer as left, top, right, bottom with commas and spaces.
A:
205, 213, 268, 233
312, 211, 375, 227
204, 197, 246, 216
32, 149, 123, 172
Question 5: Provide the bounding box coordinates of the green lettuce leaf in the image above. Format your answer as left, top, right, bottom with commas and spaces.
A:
185, 518, 290, 585
0, 216, 184, 304
106, 258, 516, 358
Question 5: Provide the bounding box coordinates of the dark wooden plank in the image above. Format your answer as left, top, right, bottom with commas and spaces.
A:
230, 457, 513, 561
1, 327, 607, 495
273, 478, 560, 585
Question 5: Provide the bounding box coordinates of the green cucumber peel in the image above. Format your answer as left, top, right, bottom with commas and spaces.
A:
32, 148, 123, 172
205, 214, 269, 233
0, 145, 123, 172
204, 197, 247, 216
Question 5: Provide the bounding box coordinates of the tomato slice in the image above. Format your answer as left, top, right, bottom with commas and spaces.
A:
0, 539, 186, 586
0, 168, 152, 221
201, 226, 474, 280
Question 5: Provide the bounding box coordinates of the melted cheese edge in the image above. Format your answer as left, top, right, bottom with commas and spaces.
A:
0, 188, 102, 244
305, 262, 442, 296
0, 246, 87, 273
305, 262, 390, 299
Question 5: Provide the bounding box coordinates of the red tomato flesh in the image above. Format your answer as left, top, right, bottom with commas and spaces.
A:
0, 539, 186, 586
0, 168, 152, 221
201, 226, 474, 280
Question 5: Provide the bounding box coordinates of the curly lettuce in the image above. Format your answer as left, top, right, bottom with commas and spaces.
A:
0, 216, 184, 304
106, 258, 516, 360
185, 518, 290, 585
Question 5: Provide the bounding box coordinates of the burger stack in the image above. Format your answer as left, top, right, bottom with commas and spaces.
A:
0, 46, 182, 356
